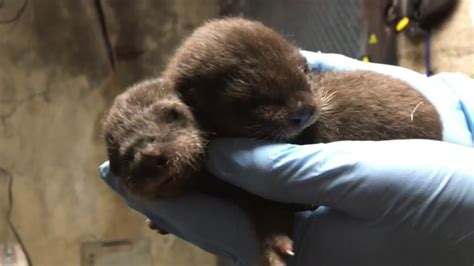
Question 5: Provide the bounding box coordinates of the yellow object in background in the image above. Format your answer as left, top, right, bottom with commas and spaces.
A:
362, 56, 370, 62
368, 33, 378, 44
396, 17, 411, 32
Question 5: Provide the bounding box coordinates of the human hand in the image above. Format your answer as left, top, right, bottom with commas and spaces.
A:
101, 138, 474, 265
99, 161, 262, 265
206, 138, 474, 265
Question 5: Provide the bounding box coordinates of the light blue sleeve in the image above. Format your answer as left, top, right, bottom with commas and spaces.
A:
429, 72, 474, 145
206, 138, 474, 248
300, 50, 474, 147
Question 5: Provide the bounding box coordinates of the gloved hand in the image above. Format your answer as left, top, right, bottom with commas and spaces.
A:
206, 138, 474, 265
99, 51, 474, 266
100, 161, 261, 265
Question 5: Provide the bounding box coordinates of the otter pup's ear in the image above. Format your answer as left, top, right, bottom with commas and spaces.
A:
179, 86, 210, 109
300, 56, 310, 74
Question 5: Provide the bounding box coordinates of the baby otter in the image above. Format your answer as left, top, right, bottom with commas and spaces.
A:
163, 17, 442, 143
160, 17, 441, 265
162, 18, 317, 140
102, 78, 206, 199
103, 78, 298, 266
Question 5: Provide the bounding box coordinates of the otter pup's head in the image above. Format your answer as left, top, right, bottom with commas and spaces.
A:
102, 79, 205, 199
163, 17, 320, 140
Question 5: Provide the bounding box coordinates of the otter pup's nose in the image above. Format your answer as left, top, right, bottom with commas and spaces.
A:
290, 105, 315, 127
139, 151, 167, 172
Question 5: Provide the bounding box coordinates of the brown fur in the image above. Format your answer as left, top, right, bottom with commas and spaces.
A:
102, 78, 206, 199
162, 17, 442, 265
306, 71, 442, 142
103, 17, 443, 266
162, 18, 318, 140
163, 17, 442, 144
102, 78, 298, 266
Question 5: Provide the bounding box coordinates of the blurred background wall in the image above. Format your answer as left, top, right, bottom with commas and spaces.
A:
0, 0, 472, 265
398, 0, 474, 74
0, 1, 220, 265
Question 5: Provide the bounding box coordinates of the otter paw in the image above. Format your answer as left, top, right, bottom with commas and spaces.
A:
146, 218, 170, 235
262, 234, 294, 266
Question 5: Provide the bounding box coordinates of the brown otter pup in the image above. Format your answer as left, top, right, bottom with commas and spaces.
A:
103, 17, 442, 266
102, 78, 206, 199
103, 78, 298, 266
162, 17, 442, 143
160, 17, 442, 264
162, 18, 316, 140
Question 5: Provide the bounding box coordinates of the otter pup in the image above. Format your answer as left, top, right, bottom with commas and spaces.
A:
102, 78, 206, 198
162, 17, 442, 143
159, 17, 441, 264
162, 18, 317, 140
103, 78, 298, 266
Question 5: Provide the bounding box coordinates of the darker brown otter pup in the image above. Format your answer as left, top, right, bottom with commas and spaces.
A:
162, 18, 319, 140
162, 17, 442, 143
159, 17, 442, 265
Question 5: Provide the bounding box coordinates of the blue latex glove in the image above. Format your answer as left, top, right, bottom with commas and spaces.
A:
100, 162, 260, 265
206, 139, 474, 265
99, 51, 474, 265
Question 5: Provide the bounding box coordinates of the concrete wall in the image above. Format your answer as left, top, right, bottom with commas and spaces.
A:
0, 1, 219, 265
